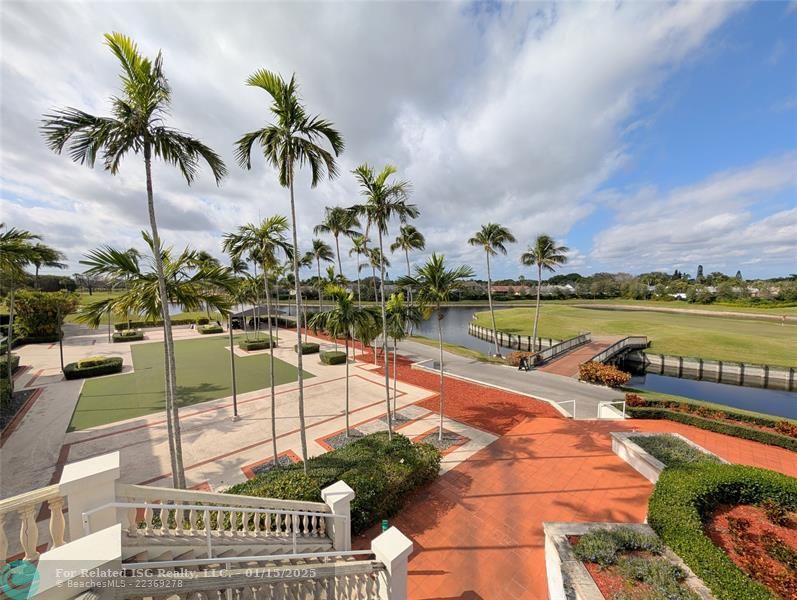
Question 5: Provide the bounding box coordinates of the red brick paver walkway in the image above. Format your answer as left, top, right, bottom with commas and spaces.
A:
354, 347, 797, 599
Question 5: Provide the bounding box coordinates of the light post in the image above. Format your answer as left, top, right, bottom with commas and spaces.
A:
57, 304, 64, 372
228, 317, 239, 421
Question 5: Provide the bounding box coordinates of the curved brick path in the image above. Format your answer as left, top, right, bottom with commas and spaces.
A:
354, 348, 797, 600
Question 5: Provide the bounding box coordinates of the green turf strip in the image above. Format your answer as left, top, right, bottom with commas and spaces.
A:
69, 335, 312, 430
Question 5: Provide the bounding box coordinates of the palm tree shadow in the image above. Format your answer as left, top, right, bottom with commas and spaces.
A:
175, 382, 226, 407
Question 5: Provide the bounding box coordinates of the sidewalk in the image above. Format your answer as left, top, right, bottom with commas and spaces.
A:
396, 340, 622, 419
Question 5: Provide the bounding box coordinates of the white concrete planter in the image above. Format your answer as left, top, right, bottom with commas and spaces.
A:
543, 522, 716, 600
611, 432, 728, 483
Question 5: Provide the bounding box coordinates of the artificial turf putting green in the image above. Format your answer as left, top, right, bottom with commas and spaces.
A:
68, 335, 312, 431
473, 305, 797, 366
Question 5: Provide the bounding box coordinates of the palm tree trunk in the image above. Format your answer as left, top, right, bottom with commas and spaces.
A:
275, 282, 280, 343
437, 308, 445, 441
288, 173, 310, 473
144, 145, 185, 489
335, 235, 343, 284
344, 337, 350, 437
486, 252, 500, 356
34, 266, 40, 289
405, 249, 414, 335
316, 259, 323, 313
356, 254, 362, 308
377, 228, 392, 439
6, 287, 15, 397
532, 264, 542, 352
264, 274, 279, 468
392, 337, 398, 418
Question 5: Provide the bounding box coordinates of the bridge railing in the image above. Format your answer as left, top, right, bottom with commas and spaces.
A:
536, 333, 592, 364
589, 336, 648, 364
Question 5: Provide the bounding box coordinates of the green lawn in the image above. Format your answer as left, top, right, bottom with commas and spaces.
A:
69, 335, 312, 430
474, 305, 797, 366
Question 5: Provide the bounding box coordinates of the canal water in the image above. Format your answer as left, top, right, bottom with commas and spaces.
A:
628, 373, 797, 420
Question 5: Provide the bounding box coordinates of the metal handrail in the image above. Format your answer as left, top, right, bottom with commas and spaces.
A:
537, 333, 591, 362
597, 400, 626, 419
590, 336, 648, 364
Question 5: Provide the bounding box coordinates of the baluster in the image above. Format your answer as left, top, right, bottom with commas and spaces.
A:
160, 505, 170, 535
284, 513, 292, 536
175, 507, 184, 535
242, 511, 250, 536
264, 512, 272, 535
204, 509, 211, 537
216, 509, 225, 533
188, 509, 197, 535
19, 506, 39, 561
252, 511, 260, 536
0, 513, 8, 566
144, 506, 154, 534
48, 497, 66, 547
319, 515, 326, 538
125, 498, 138, 536
301, 514, 308, 536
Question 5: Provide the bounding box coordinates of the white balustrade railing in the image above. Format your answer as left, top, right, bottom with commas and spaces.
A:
0, 484, 67, 563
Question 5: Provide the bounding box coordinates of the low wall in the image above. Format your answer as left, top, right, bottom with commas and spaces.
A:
468, 323, 559, 352
621, 351, 796, 391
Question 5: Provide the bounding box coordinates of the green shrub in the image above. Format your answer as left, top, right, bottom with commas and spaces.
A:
574, 527, 663, 567
616, 557, 696, 600
629, 434, 721, 468
294, 342, 320, 355
196, 317, 210, 325
0, 354, 20, 379
113, 318, 195, 331
197, 324, 223, 334
226, 432, 440, 534
626, 407, 797, 452
759, 498, 789, 526
112, 330, 144, 343
320, 351, 347, 365
12, 290, 79, 340
63, 356, 123, 380
648, 463, 797, 600
0, 378, 11, 409
238, 336, 275, 351
506, 351, 537, 367
579, 361, 631, 387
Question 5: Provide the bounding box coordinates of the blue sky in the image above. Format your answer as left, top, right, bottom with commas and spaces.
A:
1, 1, 795, 281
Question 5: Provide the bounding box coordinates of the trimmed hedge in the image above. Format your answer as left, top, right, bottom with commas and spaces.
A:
294, 342, 320, 355
320, 351, 347, 365
114, 318, 195, 331
63, 356, 123, 380
0, 354, 20, 379
627, 406, 797, 452
112, 330, 144, 343
196, 317, 210, 325
238, 336, 275, 351
226, 432, 440, 534
197, 324, 223, 334
649, 463, 797, 600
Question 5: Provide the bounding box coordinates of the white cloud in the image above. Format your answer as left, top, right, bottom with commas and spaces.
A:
591, 154, 797, 273
0, 0, 754, 280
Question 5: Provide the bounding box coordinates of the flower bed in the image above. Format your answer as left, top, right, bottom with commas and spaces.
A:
649, 463, 797, 600
579, 362, 632, 387
320, 350, 347, 365
63, 356, 123, 380
226, 432, 440, 534
705, 503, 797, 599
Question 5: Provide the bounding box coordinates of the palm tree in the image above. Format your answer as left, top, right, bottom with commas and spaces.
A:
390, 224, 425, 335
468, 223, 516, 356
309, 286, 375, 437
306, 239, 334, 311
520, 234, 570, 351
223, 216, 292, 469
194, 251, 221, 319
398, 254, 474, 440
235, 69, 343, 471
42, 33, 226, 489
0, 225, 51, 397
348, 235, 369, 307
351, 164, 418, 437
364, 247, 390, 361
30, 243, 67, 289
314, 207, 360, 280
385, 292, 422, 418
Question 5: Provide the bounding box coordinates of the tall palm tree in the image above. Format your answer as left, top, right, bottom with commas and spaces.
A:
223, 216, 292, 469
385, 292, 422, 418
468, 223, 516, 356
235, 69, 343, 471
30, 243, 67, 289
398, 254, 474, 440
520, 234, 569, 351
348, 234, 369, 307
364, 247, 390, 360
193, 251, 221, 319
42, 33, 226, 489
314, 207, 360, 280
306, 239, 334, 311
351, 165, 418, 436
0, 225, 50, 397
390, 224, 425, 335
309, 285, 375, 437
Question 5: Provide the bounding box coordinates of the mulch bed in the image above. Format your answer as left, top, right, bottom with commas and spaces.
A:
324, 429, 366, 450
417, 430, 467, 451
0, 388, 36, 430
705, 504, 797, 599
250, 454, 296, 477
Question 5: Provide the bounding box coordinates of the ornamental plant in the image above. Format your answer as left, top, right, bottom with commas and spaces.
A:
579, 361, 632, 387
